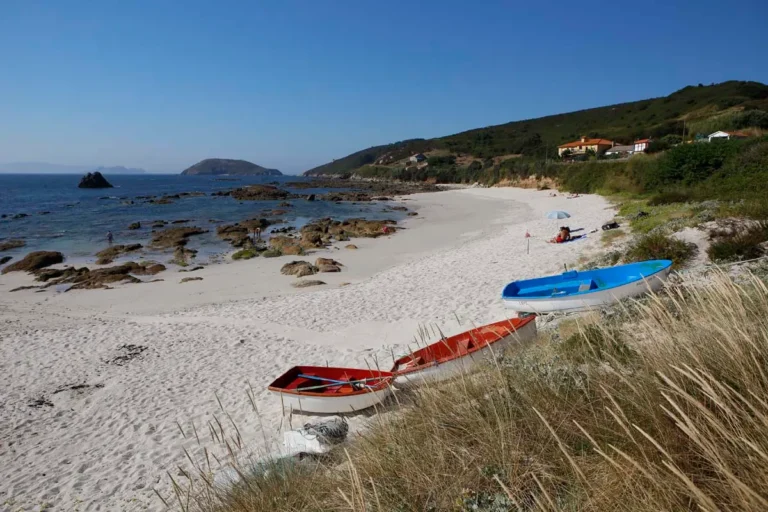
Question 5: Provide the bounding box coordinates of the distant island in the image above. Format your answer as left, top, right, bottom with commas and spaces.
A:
92, 166, 146, 175
181, 158, 282, 176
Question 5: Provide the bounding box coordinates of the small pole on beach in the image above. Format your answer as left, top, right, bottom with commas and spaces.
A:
525, 229, 530, 254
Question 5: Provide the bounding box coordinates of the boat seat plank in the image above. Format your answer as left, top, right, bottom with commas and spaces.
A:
517, 279, 597, 297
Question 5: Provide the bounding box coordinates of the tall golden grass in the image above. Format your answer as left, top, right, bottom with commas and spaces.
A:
177, 271, 768, 511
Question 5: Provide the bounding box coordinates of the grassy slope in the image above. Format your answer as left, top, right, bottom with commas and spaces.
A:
304, 81, 768, 176
181, 271, 768, 512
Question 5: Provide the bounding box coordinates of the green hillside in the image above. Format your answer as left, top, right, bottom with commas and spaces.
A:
304, 80, 768, 176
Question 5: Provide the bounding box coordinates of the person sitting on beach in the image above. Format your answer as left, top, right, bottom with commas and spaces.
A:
550, 226, 571, 243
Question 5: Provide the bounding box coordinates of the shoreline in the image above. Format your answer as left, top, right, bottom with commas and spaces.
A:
0, 187, 614, 510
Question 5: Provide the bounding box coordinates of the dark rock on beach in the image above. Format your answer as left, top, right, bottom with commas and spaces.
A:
0, 256, 12, 265
149, 226, 207, 249
34, 261, 166, 290
280, 261, 318, 277
95, 244, 143, 265
292, 280, 326, 288
78, 172, 113, 189
0, 239, 26, 251
216, 219, 271, 247
172, 246, 198, 266
180, 277, 204, 283
1, 251, 64, 274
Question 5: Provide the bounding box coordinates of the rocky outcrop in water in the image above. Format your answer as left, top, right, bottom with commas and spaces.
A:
78, 172, 113, 189
0, 256, 12, 266
228, 185, 294, 201
0, 239, 25, 251
149, 226, 207, 249
1, 251, 64, 274
216, 219, 271, 247
95, 244, 143, 265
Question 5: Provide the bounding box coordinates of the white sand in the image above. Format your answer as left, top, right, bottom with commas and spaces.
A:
0, 187, 613, 511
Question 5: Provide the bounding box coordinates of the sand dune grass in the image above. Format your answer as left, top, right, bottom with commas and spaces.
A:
180, 271, 768, 511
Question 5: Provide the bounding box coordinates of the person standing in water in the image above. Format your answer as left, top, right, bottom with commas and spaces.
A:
106, 231, 114, 244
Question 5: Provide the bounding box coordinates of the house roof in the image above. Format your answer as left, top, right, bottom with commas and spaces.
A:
708, 130, 749, 137
634, 139, 651, 144
606, 145, 635, 153
558, 138, 615, 148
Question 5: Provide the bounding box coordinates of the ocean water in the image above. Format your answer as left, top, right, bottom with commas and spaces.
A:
0, 174, 405, 263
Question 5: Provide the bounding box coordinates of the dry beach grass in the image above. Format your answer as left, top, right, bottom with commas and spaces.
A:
180, 271, 768, 511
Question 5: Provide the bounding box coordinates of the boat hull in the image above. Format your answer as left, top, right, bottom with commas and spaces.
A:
270, 386, 393, 414
268, 365, 394, 415
393, 318, 537, 386
502, 265, 671, 313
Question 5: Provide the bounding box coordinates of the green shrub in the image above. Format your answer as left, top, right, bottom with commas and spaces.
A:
707, 222, 768, 263
624, 232, 695, 267
261, 248, 282, 258
648, 189, 694, 205
232, 249, 258, 260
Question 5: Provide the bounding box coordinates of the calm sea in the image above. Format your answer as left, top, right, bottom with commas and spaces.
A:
0, 174, 404, 263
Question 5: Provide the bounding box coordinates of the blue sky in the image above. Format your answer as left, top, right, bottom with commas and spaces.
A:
1, 0, 767, 174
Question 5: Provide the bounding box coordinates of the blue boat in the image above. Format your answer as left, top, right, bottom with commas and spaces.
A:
501, 260, 673, 313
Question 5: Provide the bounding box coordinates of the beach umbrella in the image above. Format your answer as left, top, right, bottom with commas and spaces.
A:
546, 210, 571, 219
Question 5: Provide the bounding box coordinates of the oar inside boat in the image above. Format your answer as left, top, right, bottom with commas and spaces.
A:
297, 374, 389, 391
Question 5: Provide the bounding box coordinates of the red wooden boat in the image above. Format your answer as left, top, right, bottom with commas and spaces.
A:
391, 316, 537, 385
268, 365, 394, 414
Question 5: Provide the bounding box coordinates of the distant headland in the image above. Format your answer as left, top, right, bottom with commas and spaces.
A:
181, 158, 282, 176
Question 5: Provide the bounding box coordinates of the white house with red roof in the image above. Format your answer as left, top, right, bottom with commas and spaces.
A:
633, 138, 652, 152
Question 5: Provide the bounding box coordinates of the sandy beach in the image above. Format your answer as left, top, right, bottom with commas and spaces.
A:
0, 187, 613, 511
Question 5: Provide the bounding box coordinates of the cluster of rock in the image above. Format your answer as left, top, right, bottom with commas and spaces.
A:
267, 218, 396, 255
1, 251, 64, 274
148, 226, 207, 265
212, 185, 294, 201
95, 244, 143, 264
280, 258, 343, 277
2, 250, 166, 291
216, 219, 272, 248
34, 262, 166, 290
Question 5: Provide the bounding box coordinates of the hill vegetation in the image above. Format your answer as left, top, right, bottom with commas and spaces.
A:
181, 159, 282, 176
304, 81, 768, 177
